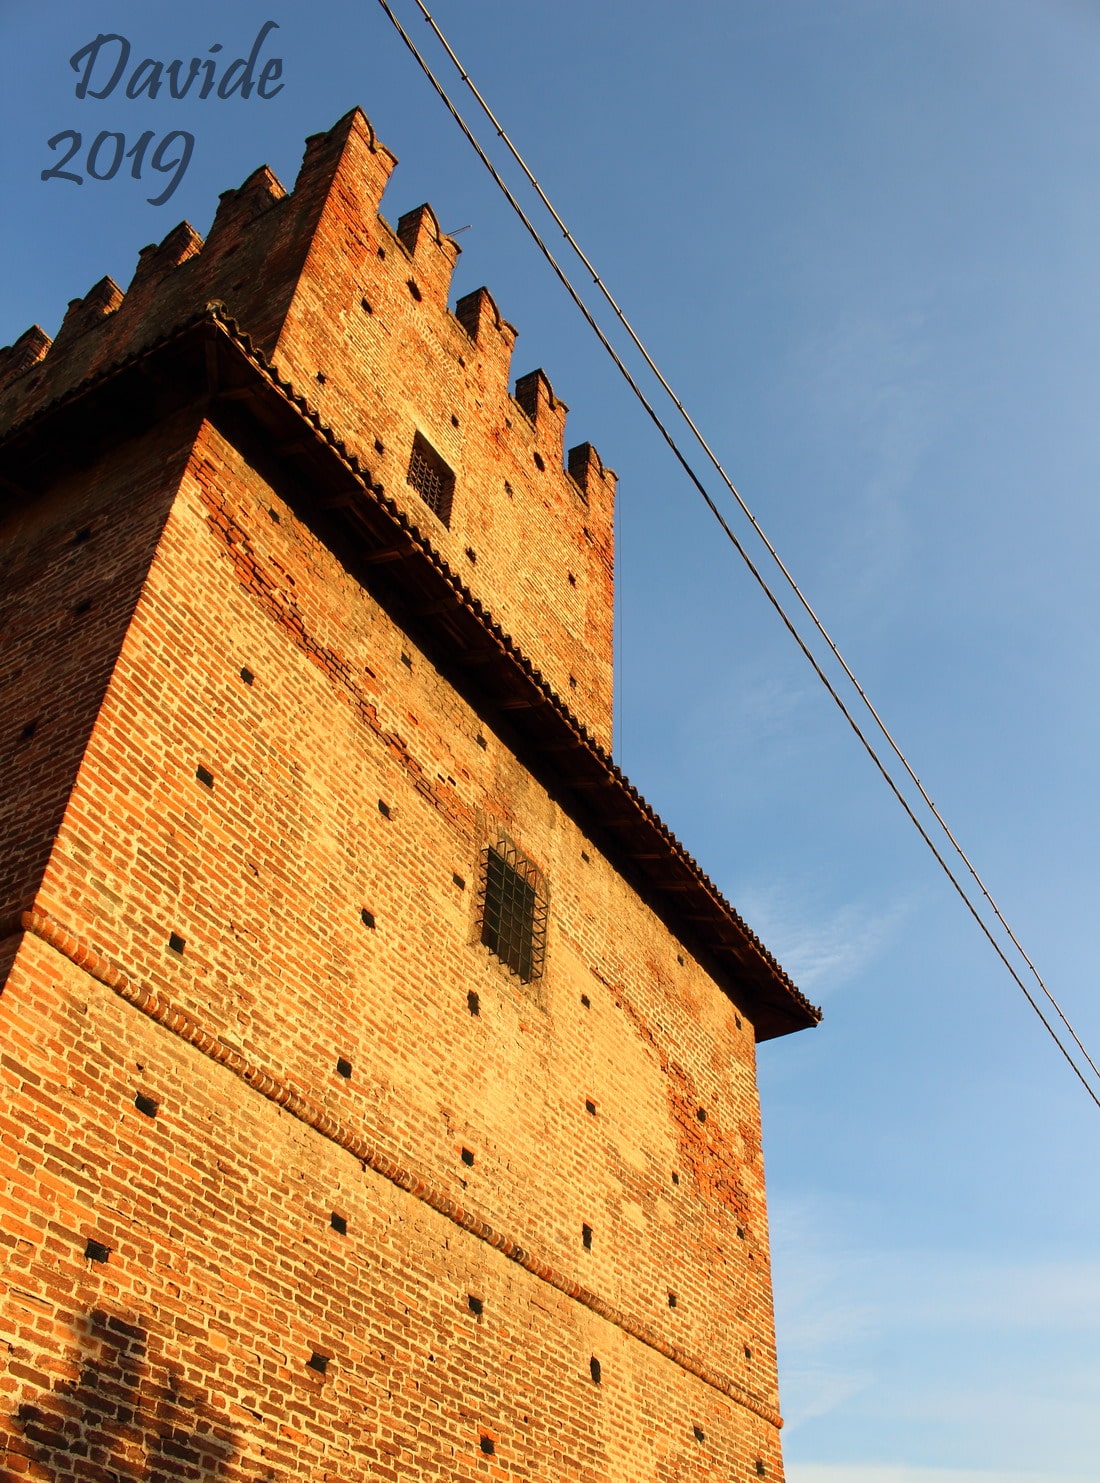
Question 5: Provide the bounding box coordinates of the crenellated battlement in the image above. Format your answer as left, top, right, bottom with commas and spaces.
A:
0, 325, 51, 390
0, 112, 389, 422
395, 203, 461, 309
454, 286, 516, 369
55, 277, 125, 348
0, 106, 617, 743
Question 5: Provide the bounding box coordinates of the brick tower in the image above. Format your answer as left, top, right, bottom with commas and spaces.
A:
0, 109, 819, 1481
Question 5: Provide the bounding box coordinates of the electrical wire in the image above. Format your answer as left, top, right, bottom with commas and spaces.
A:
403, 0, 1100, 1094
370, 0, 1100, 1108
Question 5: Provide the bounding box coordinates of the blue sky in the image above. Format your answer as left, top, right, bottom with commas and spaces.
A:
4, 3, 1100, 1478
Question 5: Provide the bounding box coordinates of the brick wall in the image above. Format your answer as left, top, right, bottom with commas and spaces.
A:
0, 105, 801, 1482
0, 109, 616, 750
1, 934, 783, 1481
0, 414, 200, 923
1, 415, 785, 1478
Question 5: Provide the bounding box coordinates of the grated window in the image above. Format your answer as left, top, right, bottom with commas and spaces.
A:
407, 433, 455, 525
478, 839, 548, 983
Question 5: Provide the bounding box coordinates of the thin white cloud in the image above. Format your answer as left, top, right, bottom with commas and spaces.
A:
788, 1468, 1097, 1483
770, 1194, 1100, 1470
871, 1255, 1100, 1333
733, 881, 912, 996
795, 307, 938, 623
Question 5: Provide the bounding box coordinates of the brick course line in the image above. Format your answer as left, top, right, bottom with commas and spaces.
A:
4, 907, 783, 1431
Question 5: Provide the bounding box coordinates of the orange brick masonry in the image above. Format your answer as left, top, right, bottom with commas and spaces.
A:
0, 106, 818, 1480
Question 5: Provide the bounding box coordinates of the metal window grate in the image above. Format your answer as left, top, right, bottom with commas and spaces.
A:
407, 433, 455, 525
478, 839, 548, 982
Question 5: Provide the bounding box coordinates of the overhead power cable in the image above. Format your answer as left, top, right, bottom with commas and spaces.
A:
370, 0, 1100, 1108
399, 0, 1100, 1098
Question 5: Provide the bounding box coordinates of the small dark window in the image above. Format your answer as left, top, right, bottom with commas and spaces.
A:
407, 433, 454, 525
478, 839, 548, 983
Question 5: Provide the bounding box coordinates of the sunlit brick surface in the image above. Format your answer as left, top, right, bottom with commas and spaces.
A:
0, 107, 798, 1481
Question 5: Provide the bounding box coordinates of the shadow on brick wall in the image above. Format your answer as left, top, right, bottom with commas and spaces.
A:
10, 1307, 239, 1482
